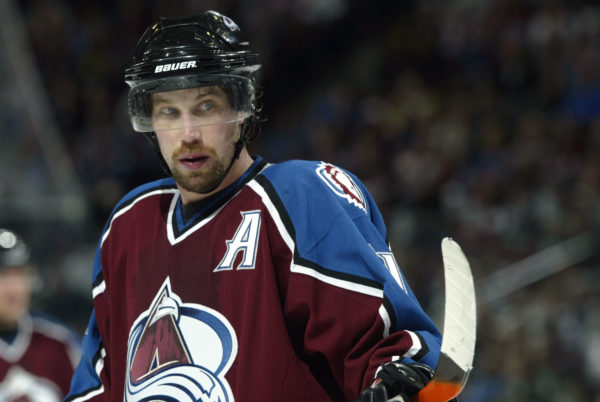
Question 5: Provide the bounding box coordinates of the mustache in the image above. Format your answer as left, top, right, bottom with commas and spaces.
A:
172, 144, 216, 159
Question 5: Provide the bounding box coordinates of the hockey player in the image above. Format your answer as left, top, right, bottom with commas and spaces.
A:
66, 11, 441, 402
0, 228, 81, 401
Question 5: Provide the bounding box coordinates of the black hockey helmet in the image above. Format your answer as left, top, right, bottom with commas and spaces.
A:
124, 11, 261, 133
125, 10, 260, 85
124, 11, 264, 174
0, 228, 31, 268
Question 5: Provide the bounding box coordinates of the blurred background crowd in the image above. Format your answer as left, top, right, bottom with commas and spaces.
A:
1, 0, 600, 400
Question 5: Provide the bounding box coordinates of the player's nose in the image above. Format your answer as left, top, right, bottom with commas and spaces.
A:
179, 114, 203, 143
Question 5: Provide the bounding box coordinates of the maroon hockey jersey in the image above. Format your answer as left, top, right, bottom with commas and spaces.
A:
67, 157, 441, 401
0, 313, 80, 401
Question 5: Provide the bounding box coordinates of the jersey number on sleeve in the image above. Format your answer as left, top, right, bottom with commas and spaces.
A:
376, 252, 408, 294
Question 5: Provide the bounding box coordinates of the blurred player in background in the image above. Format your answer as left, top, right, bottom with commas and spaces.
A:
0, 228, 81, 401
67, 10, 441, 402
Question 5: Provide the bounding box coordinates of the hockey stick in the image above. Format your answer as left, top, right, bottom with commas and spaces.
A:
409, 237, 477, 402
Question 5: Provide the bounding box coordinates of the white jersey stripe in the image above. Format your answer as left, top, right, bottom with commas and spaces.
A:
70, 348, 106, 402
92, 279, 106, 299
403, 330, 422, 359
101, 188, 179, 247
247, 180, 384, 299
378, 304, 391, 337
95, 188, 178, 300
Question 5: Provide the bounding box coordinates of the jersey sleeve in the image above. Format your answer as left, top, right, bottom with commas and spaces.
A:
65, 310, 108, 401
260, 160, 442, 399
65, 226, 112, 401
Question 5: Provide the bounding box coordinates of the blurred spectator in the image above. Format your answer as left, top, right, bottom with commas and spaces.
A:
0, 228, 80, 401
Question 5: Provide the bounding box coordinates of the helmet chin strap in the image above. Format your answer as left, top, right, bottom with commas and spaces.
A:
144, 132, 172, 176
234, 119, 248, 160
223, 119, 249, 176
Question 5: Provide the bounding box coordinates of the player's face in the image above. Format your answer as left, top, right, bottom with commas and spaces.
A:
0, 267, 33, 329
152, 86, 243, 201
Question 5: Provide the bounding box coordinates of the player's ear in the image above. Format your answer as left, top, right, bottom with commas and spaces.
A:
235, 119, 245, 140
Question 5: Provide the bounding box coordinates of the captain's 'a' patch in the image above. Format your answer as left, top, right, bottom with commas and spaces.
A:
316, 162, 367, 212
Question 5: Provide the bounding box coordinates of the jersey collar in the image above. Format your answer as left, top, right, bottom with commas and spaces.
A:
170, 156, 267, 237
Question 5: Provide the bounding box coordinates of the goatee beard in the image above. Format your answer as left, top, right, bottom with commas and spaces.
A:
170, 144, 230, 195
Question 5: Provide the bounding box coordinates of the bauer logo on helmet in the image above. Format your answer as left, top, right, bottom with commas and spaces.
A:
154, 61, 198, 74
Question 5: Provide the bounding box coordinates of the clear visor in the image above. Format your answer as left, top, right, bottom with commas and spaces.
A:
128, 75, 255, 132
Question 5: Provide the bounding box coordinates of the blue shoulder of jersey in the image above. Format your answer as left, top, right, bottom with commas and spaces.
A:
260, 160, 442, 368
260, 160, 391, 284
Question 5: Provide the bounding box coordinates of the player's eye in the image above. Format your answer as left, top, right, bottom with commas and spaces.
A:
196, 101, 216, 114
159, 107, 179, 118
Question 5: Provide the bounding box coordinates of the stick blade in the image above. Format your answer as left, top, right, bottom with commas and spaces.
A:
413, 237, 477, 402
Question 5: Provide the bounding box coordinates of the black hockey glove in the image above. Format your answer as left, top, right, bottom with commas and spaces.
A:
355, 362, 434, 402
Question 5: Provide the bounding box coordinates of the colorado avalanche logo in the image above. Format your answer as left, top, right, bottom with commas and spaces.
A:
125, 278, 237, 401
207, 10, 239, 31
316, 162, 367, 212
